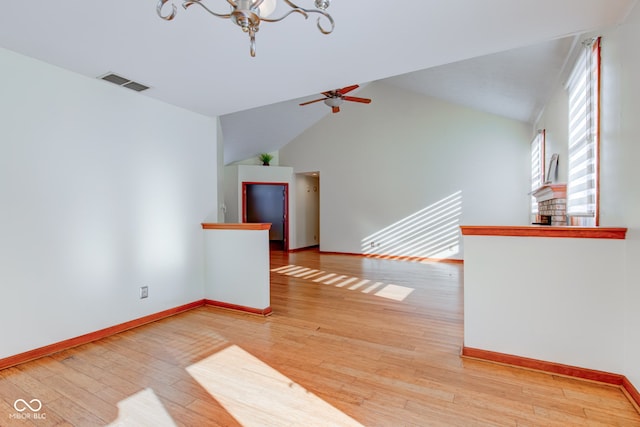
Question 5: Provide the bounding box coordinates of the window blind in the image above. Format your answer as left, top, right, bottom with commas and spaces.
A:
530, 130, 545, 216
566, 37, 600, 223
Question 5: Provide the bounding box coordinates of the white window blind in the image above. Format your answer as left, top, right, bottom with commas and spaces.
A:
530, 130, 545, 216
566, 37, 600, 223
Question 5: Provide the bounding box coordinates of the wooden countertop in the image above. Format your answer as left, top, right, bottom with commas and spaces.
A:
201, 223, 271, 230
460, 225, 627, 239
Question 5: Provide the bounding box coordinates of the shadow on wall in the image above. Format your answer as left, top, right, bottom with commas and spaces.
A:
361, 191, 462, 260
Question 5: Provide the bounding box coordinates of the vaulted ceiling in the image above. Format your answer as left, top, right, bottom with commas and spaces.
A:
1, 1, 636, 163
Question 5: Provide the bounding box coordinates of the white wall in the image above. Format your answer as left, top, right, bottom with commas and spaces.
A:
223, 165, 240, 223
203, 229, 270, 310
608, 3, 640, 389
464, 235, 626, 373
534, 4, 640, 388
216, 117, 226, 223
535, 88, 569, 183
279, 82, 531, 259
0, 48, 218, 358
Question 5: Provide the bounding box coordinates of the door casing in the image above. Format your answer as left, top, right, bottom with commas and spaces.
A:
242, 182, 289, 251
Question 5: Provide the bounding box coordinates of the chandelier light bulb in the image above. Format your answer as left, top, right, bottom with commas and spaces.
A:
257, 0, 276, 18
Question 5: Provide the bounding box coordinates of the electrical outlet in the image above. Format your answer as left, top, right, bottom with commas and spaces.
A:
140, 286, 149, 299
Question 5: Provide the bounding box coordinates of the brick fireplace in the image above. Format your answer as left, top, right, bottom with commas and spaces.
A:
532, 184, 567, 226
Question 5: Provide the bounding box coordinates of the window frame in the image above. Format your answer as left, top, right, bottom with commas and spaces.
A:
566, 36, 601, 226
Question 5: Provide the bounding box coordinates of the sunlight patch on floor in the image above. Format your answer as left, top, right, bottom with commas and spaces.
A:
273, 266, 414, 302
290, 267, 311, 276
348, 279, 370, 290
187, 345, 363, 427
335, 277, 359, 288
361, 281, 385, 293
271, 265, 331, 279
374, 284, 414, 301
271, 265, 298, 273
324, 275, 348, 285
108, 388, 176, 427
312, 273, 336, 282
297, 270, 325, 279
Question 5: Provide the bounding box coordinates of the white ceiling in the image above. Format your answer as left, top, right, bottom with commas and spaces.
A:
0, 0, 636, 163
383, 37, 579, 125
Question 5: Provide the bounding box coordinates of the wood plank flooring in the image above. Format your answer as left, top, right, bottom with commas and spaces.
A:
1, 249, 638, 426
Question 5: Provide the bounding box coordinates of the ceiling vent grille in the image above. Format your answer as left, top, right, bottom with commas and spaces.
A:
99, 73, 150, 92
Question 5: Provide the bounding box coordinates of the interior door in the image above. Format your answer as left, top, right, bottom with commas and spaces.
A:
243, 183, 288, 250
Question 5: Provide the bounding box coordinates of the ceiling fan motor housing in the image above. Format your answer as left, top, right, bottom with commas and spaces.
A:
324, 97, 343, 107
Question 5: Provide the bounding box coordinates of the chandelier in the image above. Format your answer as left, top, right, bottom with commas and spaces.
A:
156, 0, 335, 57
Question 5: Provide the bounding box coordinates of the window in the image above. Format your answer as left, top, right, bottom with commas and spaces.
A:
566, 37, 600, 226
530, 129, 545, 221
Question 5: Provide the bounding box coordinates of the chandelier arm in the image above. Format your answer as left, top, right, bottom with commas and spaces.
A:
183, 0, 232, 18
277, 0, 334, 34
157, 0, 178, 20
314, 11, 334, 34
249, 28, 256, 57
260, 9, 309, 23
281, 0, 304, 9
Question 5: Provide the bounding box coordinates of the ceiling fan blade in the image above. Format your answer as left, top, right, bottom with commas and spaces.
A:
338, 85, 359, 95
343, 96, 372, 104
322, 91, 336, 97
299, 98, 326, 106
332, 106, 340, 113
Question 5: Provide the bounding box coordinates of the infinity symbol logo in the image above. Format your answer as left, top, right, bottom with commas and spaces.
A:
13, 399, 42, 412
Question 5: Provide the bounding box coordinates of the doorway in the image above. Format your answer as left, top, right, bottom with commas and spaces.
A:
295, 172, 320, 249
243, 182, 288, 251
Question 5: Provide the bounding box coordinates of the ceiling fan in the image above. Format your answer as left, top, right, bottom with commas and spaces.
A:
299, 85, 371, 113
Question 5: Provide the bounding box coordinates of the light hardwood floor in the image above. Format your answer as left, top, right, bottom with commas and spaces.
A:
1, 249, 638, 426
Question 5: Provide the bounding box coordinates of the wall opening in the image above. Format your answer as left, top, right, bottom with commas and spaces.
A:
243, 182, 288, 251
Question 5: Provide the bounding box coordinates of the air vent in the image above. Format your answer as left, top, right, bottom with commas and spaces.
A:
99, 73, 150, 92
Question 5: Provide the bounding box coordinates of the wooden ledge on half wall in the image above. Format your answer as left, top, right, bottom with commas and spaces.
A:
202, 223, 271, 230
460, 225, 627, 240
